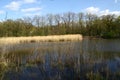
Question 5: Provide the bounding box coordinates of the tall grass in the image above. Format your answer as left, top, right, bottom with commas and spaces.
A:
0, 34, 83, 44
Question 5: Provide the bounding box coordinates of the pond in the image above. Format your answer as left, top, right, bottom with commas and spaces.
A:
0, 38, 120, 80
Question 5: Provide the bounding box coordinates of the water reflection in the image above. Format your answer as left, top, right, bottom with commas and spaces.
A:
0, 38, 120, 80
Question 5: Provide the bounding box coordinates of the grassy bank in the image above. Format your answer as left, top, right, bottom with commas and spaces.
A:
0, 34, 83, 44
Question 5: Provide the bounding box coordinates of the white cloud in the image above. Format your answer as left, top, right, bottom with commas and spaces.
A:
84, 7, 120, 16
5, 0, 40, 11
0, 20, 4, 22
0, 10, 4, 14
100, 10, 120, 16
23, 0, 37, 3
21, 7, 42, 12
85, 7, 99, 14
24, 12, 41, 16
5, 1, 21, 11
110, 11, 120, 15
115, 0, 118, 3
99, 9, 110, 15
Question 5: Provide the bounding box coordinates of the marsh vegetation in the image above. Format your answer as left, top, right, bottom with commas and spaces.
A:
0, 38, 120, 80
0, 34, 82, 44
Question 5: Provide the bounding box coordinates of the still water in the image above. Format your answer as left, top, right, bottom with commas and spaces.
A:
0, 38, 120, 80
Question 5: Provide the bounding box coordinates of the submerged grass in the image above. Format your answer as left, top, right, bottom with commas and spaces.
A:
0, 34, 83, 44
1, 38, 119, 80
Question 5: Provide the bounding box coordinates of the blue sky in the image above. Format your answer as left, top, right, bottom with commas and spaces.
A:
0, 0, 120, 20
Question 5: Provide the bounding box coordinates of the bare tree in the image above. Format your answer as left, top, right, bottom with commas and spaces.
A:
47, 14, 54, 26
78, 12, 84, 27
33, 15, 46, 27
54, 14, 61, 27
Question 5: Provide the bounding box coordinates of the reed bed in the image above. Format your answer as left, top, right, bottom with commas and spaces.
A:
0, 34, 83, 44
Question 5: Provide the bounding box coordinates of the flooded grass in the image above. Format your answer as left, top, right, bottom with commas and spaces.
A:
0, 38, 120, 80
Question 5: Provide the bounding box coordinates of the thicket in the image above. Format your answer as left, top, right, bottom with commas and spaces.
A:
0, 12, 120, 38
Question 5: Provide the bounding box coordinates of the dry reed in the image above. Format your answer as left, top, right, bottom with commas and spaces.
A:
0, 34, 83, 44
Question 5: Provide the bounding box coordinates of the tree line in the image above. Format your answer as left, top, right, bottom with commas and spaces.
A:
0, 12, 120, 38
